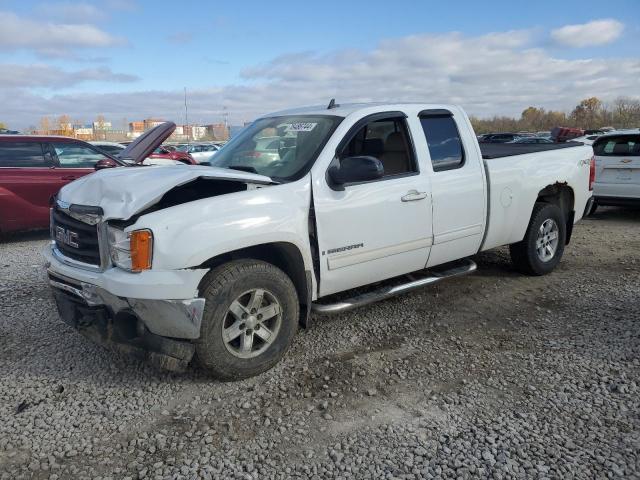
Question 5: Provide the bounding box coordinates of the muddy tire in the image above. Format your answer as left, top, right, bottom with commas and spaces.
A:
509, 202, 566, 276
195, 259, 299, 380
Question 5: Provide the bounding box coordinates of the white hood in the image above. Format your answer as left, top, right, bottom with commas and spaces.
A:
58, 165, 273, 220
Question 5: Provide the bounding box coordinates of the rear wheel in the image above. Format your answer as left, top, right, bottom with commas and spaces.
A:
509, 203, 566, 276
585, 201, 598, 216
196, 259, 299, 380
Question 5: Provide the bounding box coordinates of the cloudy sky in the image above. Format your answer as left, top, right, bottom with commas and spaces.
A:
0, 0, 638, 129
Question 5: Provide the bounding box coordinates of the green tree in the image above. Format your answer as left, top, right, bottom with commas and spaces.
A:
570, 97, 603, 129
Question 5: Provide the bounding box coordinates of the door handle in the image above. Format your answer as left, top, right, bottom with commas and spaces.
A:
61, 175, 78, 181
401, 190, 428, 202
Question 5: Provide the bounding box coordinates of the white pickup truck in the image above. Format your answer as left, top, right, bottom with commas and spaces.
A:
44, 102, 595, 379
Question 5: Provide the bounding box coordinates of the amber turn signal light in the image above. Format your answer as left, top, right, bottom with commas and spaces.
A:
130, 229, 153, 272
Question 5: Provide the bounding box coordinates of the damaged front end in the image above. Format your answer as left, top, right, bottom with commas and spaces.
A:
48, 271, 204, 371
46, 167, 275, 371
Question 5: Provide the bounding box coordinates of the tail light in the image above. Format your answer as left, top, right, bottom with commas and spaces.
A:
589, 155, 596, 191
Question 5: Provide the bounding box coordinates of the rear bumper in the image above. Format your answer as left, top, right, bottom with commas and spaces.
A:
593, 196, 640, 207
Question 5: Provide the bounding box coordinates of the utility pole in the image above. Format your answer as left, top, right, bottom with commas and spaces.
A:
184, 87, 189, 142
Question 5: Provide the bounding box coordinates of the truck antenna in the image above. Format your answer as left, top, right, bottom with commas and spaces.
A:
327, 98, 339, 110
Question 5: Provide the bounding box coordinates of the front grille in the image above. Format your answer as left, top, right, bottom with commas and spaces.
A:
52, 208, 101, 266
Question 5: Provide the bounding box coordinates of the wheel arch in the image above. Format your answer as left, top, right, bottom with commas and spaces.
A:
196, 242, 313, 328
535, 183, 575, 244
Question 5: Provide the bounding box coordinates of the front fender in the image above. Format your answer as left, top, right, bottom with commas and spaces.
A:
131, 178, 314, 273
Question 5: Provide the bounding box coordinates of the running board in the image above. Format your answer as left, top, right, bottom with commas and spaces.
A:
311, 258, 477, 314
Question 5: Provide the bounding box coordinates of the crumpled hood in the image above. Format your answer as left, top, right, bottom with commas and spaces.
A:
58, 165, 273, 220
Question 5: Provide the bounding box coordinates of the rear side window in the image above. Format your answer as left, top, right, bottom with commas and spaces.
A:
0, 142, 47, 167
593, 135, 640, 156
0, 142, 51, 167
419, 115, 465, 171
50, 142, 109, 168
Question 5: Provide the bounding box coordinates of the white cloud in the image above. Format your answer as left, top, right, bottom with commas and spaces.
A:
2, 28, 640, 128
551, 19, 624, 47
35, 2, 107, 23
0, 11, 124, 56
0, 64, 137, 88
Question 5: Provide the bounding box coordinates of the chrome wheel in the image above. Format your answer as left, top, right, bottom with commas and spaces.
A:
536, 219, 559, 262
222, 288, 282, 359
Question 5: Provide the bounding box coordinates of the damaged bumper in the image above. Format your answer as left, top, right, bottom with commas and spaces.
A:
44, 245, 207, 371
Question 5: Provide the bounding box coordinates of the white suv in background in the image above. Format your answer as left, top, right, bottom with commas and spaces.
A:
589, 132, 640, 214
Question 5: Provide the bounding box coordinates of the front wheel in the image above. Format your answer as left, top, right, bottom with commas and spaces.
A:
196, 259, 299, 380
509, 202, 566, 276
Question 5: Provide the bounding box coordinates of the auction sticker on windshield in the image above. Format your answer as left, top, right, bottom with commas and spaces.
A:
285, 123, 317, 132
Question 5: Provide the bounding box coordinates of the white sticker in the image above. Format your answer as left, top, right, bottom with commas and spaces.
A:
285, 122, 317, 132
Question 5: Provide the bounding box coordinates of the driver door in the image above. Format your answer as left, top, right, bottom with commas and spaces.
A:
312, 113, 433, 296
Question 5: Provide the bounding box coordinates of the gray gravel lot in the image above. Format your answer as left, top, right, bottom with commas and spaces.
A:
1, 207, 639, 479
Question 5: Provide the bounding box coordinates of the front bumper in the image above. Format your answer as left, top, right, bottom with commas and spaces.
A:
43, 244, 207, 339
51, 284, 195, 371
44, 242, 209, 371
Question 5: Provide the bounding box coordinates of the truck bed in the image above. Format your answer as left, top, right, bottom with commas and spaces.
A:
480, 141, 584, 159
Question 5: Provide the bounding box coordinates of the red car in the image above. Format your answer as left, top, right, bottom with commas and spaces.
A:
0, 123, 178, 234
147, 146, 196, 165
0, 136, 120, 234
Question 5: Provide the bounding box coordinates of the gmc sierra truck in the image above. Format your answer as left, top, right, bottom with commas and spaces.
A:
43, 102, 595, 379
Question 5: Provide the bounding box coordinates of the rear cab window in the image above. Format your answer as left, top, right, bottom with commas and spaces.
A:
418, 112, 465, 171
0, 142, 48, 167
593, 135, 640, 156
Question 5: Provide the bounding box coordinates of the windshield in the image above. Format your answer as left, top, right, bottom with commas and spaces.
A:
211, 115, 341, 181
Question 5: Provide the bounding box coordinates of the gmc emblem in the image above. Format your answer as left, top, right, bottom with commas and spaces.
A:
55, 225, 79, 248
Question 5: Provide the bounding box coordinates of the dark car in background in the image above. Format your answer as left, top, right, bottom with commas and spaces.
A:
478, 133, 521, 143
509, 137, 555, 144
0, 136, 118, 234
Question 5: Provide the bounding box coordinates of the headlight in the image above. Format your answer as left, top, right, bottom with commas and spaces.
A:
107, 226, 153, 272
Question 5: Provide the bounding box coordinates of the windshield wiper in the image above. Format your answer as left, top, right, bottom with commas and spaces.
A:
227, 165, 258, 174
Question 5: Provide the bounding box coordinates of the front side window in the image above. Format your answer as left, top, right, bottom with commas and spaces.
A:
96, 145, 124, 155
51, 143, 109, 168
594, 135, 640, 156
339, 117, 417, 177
211, 115, 341, 181
0, 142, 47, 167
419, 115, 465, 171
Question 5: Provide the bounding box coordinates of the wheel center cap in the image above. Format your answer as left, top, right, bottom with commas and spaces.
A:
246, 316, 258, 329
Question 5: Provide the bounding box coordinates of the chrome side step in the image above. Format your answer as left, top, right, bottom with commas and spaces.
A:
311, 258, 477, 314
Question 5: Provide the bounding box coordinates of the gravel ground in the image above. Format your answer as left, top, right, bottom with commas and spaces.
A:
1, 207, 639, 480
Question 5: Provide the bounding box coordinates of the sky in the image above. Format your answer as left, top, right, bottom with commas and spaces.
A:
0, 0, 638, 129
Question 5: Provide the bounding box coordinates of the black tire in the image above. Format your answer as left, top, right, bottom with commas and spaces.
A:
585, 201, 598, 216
195, 259, 299, 380
509, 202, 566, 276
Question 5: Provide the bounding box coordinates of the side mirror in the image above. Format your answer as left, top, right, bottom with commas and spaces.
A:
328, 156, 384, 189
94, 159, 117, 171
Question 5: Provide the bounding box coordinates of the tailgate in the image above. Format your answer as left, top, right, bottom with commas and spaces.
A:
593, 135, 640, 186
597, 156, 640, 184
